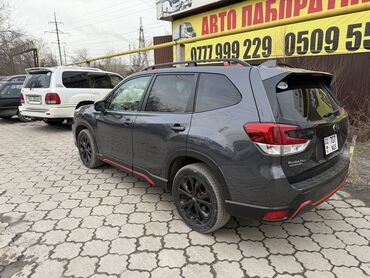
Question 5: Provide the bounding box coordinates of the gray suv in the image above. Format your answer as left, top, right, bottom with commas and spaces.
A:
73, 59, 349, 233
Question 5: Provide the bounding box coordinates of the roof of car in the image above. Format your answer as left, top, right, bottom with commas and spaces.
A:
25, 66, 105, 73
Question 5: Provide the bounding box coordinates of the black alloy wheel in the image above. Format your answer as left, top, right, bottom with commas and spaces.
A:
177, 176, 212, 225
173, 163, 230, 233
79, 133, 92, 165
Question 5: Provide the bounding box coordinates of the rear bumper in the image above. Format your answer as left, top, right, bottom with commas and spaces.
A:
0, 107, 18, 116
19, 105, 75, 119
225, 155, 350, 221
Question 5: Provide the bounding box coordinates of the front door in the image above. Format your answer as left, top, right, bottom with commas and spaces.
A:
95, 75, 152, 165
133, 74, 196, 178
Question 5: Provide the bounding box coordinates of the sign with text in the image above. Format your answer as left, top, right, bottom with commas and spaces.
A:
172, 0, 370, 60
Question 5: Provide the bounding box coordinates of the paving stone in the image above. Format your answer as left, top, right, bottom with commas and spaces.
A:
186, 246, 215, 264
325, 219, 355, 231
151, 267, 182, 278
168, 219, 192, 233
345, 217, 370, 229
138, 236, 162, 252
295, 251, 331, 271
282, 223, 310, 236
212, 261, 244, 278
31, 260, 66, 278
241, 257, 275, 278
188, 230, 216, 245
304, 270, 335, 278
288, 237, 320, 251
311, 234, 345, 249
269, 255, 303, 274
23, 244, 52, 262
110, 238, 137, 255
120, 270, 150, 278
128, 252, 158, 271
238, 226, 265, 241
56, 217, 81, 230
158, 249, 186, 268
67, 228, 94, 242
120, 223, 145, 238
163, 233, 189, 249
264, 238, 295, 254
81, 215, 104, 228
182, 264, 213, 278
332, 266, 368, 278
304, 222, 333, 234
82, 240, 109, 257
96, 226, 119, 240
347, 245, 370, 263
335, 231, 368, 245
105, 214, 128, 226
98, 254, 128, 275
51, 242, 82, 260
65, 256, 98, 277
321, 248, 359, 266
239, 240, 269, 258
260, 224, 288, 238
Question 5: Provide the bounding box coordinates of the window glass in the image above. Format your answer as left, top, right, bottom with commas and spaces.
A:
62, 72, 90, 88
90, 73, 112, 89
0, 83, 23, 95
24, 72, 51, 88
145, 75, 194, 113
195, 74, 241, 112
109, 74, 122, 87
108, 76, 151, 111
276, 76, 339, 123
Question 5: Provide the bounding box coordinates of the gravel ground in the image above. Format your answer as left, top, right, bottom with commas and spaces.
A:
0, 118, 369, 278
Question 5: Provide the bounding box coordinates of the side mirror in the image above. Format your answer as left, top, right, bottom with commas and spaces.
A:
94, 100, 107, 113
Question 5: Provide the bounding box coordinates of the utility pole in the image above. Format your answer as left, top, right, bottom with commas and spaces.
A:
63, 45, 67, 65
46, 12, 69, 66
138, 18, 148, 68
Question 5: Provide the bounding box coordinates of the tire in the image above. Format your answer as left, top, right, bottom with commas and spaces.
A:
44, 119, 64, 125
172, 163, 230, 233
77, 129, 103, 169
18, 112, 31, 122
1, 116, 12, 119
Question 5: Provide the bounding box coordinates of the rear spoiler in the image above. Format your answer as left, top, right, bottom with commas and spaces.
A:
25, 67, 52, 73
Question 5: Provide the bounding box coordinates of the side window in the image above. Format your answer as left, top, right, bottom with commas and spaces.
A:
195, 74, 242, 112
62, 72, 90, 88
109, 74, 123, 87
108, 76, 151, 112
90, 73, 112, 89
145, 74, 194, 113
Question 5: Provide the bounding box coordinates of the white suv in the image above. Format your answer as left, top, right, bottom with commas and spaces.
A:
19, 67, 123, 125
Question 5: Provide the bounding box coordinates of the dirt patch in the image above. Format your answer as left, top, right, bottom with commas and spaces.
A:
345, 141, 370, 206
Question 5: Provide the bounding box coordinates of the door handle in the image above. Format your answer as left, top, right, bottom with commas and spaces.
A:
171, 124, 186, 132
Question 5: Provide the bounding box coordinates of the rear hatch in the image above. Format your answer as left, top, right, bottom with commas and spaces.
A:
266, 73, 348, 183
22, 70, 52, 108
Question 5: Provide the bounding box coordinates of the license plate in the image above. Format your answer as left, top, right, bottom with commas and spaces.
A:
27, 95, 41, 104
324, 134, 339, 155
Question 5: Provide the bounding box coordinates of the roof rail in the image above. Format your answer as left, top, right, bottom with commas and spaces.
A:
259, 60, 294, 68
143, 58, 250, 71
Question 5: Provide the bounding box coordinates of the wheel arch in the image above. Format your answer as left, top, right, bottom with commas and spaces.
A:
76, 101, 94, 109
166, 151, 231, 200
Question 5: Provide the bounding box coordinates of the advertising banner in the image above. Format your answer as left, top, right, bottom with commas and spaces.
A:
157, 0, 225, 20
172, 0, 370, 60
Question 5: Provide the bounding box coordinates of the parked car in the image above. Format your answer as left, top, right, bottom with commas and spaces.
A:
19, 67, 123, 125
0, 81, 31, 121
72, 59, 349, 233
0, 75, 26, 86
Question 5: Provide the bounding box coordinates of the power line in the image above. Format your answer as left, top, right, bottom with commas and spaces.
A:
45, 12, 69, 66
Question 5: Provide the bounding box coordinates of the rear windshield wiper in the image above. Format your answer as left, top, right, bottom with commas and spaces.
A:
322, 109, 339, 118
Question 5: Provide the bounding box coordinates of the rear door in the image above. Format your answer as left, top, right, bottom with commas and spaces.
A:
271, 74, 348, 182
133, 73, 197, 178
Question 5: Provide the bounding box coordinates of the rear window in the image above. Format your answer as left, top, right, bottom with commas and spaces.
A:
195, 74, 241, 112
62, 72, 89, 88
276, 75, 339, 123
24, 72, 51, 88
0, 83, 22, 95
89, 73, 113, 89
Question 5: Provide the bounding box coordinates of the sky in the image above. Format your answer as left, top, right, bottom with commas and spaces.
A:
8, 0, 172, 63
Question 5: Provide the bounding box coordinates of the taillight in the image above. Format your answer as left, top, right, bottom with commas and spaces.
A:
45, 93, 61, 105
20, 94, 24, 104
244, 123, 309, 156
